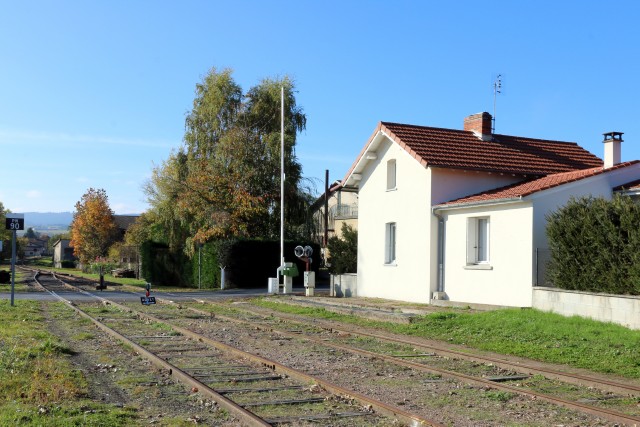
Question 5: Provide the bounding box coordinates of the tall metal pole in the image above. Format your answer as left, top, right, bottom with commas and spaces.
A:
324, 170, 329, 247
198, 244, 202, 290
280, 86, 285, 269
10, 229, 16, 307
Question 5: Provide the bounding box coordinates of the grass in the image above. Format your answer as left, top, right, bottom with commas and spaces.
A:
0, 401, 136, 426
0, 300, 137, 425
47, 268, 217, 292
0, 269, 33, 292
254, 299, 640, 379
50, 268, 149, 287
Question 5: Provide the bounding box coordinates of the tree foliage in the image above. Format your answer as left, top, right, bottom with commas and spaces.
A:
143, 68, 314, 259
0, 202, 11, 259
24, 227, 38, 239
70, 188, 119, 264
546, 194, 640, 295
327, 223, 358, 275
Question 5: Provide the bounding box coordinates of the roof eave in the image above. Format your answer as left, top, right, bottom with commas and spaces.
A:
343, 125, 386, 187
433, 197, 524, 212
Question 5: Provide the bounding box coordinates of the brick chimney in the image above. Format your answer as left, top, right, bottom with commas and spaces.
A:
603, 131, 623, 168
464, 112, 492, 141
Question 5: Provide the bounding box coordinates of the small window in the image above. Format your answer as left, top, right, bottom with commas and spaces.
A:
386, 159, 396, 190
385, 222, 396, 264
467, 217, 490, 264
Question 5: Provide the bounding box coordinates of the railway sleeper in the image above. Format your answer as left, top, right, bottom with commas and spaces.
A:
264, 411, 375, 425
241, 397, 326, 407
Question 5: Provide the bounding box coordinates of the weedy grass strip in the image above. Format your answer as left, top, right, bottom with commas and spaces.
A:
0, 300, 136, 425
253, 299, 640, 379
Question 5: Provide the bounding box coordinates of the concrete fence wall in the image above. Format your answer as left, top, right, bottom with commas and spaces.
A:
532, 287, 640, 330
330, 273, 357, 297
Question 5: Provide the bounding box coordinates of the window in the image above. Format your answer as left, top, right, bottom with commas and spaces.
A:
467, 217, 490, 264
385, 222, 396, 264
386, 159, 396, 190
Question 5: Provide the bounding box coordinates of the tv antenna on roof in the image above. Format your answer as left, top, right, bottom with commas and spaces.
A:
492, 74, 502, 133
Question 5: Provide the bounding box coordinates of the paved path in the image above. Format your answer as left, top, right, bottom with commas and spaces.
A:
0, 286, 325, 303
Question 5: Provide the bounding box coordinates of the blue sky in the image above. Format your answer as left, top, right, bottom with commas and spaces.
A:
1, 1, 639, 214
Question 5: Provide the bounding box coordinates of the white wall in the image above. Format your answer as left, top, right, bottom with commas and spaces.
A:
356, 137, 532, 305
357, 137, 433, 303
430, 168, 523, 295
533, 287, 640, 330
431, 167, 521, 205
440, 202, 534, 307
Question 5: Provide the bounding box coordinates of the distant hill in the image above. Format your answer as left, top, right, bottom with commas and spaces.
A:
23, 212, 73, 235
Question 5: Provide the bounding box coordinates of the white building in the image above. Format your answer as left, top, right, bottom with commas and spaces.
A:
342, 112, 635, 307
53, 239, 74, 268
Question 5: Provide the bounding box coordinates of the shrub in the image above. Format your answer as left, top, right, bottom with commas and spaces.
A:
141, 238, 319, 288
327, 224, 357, 274
191, 240, 224, 289
546, 194, 640, 295
139, 241, 192, 287
221, 240, 320, 288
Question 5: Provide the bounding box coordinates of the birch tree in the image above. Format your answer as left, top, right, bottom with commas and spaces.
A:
145, 68, 313, 253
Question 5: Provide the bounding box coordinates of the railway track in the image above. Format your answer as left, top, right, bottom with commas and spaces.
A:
27, 269, 640, 425
167, 300, 640, 426
207, 300, 640, 396
31, 270, 438, 426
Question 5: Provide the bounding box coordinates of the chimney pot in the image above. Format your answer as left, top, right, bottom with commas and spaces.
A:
464, 112, 492, 140
602, 131, 623, 168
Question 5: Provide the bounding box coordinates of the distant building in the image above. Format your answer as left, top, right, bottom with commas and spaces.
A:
23, 237, 49, 257
53, 239, 75, 268
112, 215, 141, 275
113, 215, 140, 239
311, 182, 358, 246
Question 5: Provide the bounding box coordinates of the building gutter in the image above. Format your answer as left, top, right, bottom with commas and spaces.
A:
433, 196, 523, 212
615, 188, 640, 197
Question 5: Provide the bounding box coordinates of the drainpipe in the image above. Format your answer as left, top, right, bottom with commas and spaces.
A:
433, 209, 445, 293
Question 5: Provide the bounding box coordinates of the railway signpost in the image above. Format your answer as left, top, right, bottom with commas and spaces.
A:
141, 282, 155, 305
5, 215, 24, 231
140, 296, 156, 305
5, 213, 24, 307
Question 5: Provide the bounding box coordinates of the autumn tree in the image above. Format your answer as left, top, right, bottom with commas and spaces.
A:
70, 188, 119, 264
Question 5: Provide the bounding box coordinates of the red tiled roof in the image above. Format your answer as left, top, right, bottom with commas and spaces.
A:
436, 161, 640, 208
380, 122, 603, 176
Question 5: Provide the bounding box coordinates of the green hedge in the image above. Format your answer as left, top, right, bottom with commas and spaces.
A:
141, 239, 319, 289
546, 194, 640, 295
222, 240, 320, 288
191, 241, 222, 289
327, 224, 357, 274
140, 241, 193, 287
